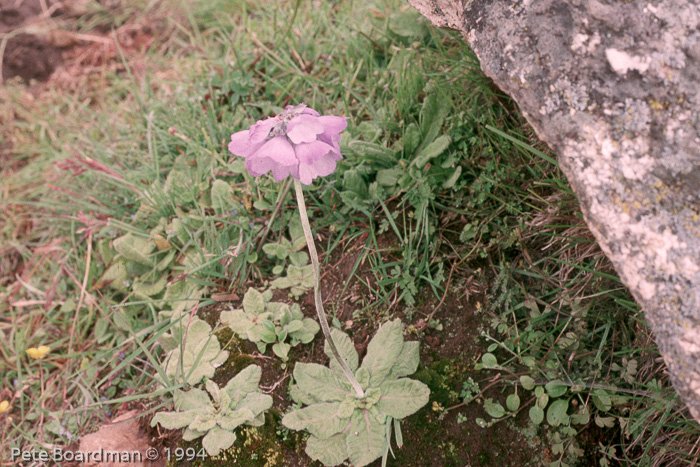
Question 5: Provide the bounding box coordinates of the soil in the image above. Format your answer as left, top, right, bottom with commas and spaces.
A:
140, 230, 560, 467
0, 0, 64, 83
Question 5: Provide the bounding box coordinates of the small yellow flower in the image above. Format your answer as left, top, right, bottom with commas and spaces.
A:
26, 346, 51, 360
0, 400, 11, 414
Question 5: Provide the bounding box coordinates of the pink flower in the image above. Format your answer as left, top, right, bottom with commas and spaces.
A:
228, 104, 347, 185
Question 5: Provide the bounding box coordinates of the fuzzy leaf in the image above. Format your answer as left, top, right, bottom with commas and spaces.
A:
324, 329, 359, 375
388, 341, 420, 378
175, 388, 211, 411
286, 320, 304, 333
376, 379, 430, 419
132, 275, 167, 298
202, 426, 237, 457
360, 320, 404, 386
190, 414, 217, 432
151, 410, 200, 430
182, 427, 205, 441
345, 410, 385, 467
419, 83, 450, 146
220, 309, 254, 336
217, 408, 255, 430
211, 179, 233, 214
236, 392, 273, 418
282, 402, 348, 439
224, 365, 263, 401
294, 363, 353, 402
306, 433, 348, 467
243, 288, 266, 314
412, 135, 451, 168
113, 234, 155, 266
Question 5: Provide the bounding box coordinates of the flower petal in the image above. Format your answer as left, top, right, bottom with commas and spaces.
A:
249, 117, 280, 145
251, 136, 298, 166
271, 164, 297, 182
298, 152, 340, 185
287, 115, 325, 144
301, 107, 320, 117
246, 157, 275, 177
228, 130, 255, 158
294, 140, 334, 165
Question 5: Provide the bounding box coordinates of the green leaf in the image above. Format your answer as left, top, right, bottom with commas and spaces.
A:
419, 84, 450, 146
388, 341, 420, 379
529, 405, 544, 425
360, 320, 404, 386
376, 167, 404, 188
481, 353, 499, 369
483, 398, 506, 418
506, 394, 521, 412
294, 363, 353, 402
346, 410, 386, 467
202, 426, 237, 457
286, 320, 304, 333
412, 135, 451, 168
282, 403, 348, 439
306, 433, 348, 467
190, 414, 217, 432
324, 329, 359, 375
272, 341, 291, 360
546, 399, 570, 427
376, 379, 430, 419
113, 233, 155, 266
441, 166, 462, 189
211, 179, 233, 214
403, 122, 421, 155
520, 375, 536, 391
592, 389, 612, 412
243, 288, 266, 314
545, 380, 568, 398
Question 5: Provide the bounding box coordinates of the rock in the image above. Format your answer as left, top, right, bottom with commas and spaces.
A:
408, 0, 700, 422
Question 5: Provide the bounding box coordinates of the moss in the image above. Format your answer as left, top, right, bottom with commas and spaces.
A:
414, 358, 465, 406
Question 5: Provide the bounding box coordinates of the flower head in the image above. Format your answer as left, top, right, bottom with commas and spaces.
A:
0, 400, 11, 414
26, 345, 51, 360
228, 104, 347, 185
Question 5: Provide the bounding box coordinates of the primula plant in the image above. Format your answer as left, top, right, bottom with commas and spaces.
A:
151, 365, 272, 456
158, 317, 228, 386
282, 320, 430, 467
220, 287, 319, 361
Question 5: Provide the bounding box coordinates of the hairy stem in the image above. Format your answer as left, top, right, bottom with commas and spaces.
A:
294, 179, 364, 397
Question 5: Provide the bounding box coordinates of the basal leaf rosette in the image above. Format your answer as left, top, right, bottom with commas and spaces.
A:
157, 317, 228, 386
282, 319, 429, 467
151, 365, 272, 456
220, 288, 319, 361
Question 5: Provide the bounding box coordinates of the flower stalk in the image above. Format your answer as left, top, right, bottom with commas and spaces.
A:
293, 179, 364, 397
